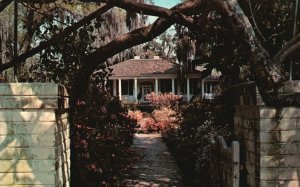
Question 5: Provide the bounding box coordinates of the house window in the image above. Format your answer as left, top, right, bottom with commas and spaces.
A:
142, 85, 153, 95
121, 80, 133, 95
159, 79, 172, 93
180, 80, 187, 94
190, 79, 201, 95
139, 81, 154, 100
204, 81, 218, 93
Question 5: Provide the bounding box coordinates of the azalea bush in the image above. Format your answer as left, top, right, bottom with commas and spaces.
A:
71, 90, 137, 186
162, 97, 233, 186
137, 93, 180, 133
128, 110, 143, 123
145, 92, 181, 108
136, 117, 168, 133
152, 107, 176, 124
139, 117, 158, 132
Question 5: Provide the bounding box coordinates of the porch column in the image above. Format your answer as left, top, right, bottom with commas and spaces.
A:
155, 78, 158, 94
202, 80, 205, 98
177, 82, 181, 95
187, 78, 190, 101
118, 79, 122, 100
113, 79, 117, 96
172, 79, 175, 94
134, 78, 138, 102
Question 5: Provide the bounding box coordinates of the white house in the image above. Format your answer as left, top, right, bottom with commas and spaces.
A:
107, 56, 220, 102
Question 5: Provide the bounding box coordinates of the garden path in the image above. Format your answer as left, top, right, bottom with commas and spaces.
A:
126, 133, 184, 187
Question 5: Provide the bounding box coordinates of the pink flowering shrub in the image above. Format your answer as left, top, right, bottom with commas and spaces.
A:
141, 117, 158, 132
137, 93, 180, 133
152, 107, 176, 123
128, 110, 143, 123
145, 92, 181, 108
138, 117, 170, 133
136, 107, 177, 133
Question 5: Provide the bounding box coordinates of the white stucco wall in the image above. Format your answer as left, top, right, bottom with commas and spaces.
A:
0, 83, 70, 187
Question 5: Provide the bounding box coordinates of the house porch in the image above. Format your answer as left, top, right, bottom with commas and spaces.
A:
108, 77, 202, 103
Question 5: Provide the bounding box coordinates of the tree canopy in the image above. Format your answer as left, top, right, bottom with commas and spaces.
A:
0, 0, 300, 106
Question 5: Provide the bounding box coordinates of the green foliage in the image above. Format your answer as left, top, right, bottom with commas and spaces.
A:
240, 0, 298, 52
175, 0, 300, 84
240, 0, 300, 79
30, 19, 100, 86
143, 31, 177, 59
0, 2, 147, 83
162, 97, 233, 186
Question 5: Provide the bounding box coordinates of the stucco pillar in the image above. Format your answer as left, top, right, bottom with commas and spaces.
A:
118, 79, 122, 100
113, 79, 116, 96
0, 83, 70, 187
155, 78, 158, 94
134, 78, 138, 102
187, 78, 190, 101
233, 81, 300, 187
172, 79, 175, 94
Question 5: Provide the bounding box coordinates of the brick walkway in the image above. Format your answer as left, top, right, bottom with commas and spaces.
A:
126, 134, 184, 187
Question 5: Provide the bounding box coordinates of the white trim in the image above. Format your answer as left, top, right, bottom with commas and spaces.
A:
118, 79, 122, 100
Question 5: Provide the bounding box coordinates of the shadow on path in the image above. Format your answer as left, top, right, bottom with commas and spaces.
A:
126, 134, 184, 187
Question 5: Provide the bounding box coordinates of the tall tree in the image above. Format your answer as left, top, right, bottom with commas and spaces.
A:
1, 0, 147, 85
143, 32, 176, 59
0, 0, 299, 106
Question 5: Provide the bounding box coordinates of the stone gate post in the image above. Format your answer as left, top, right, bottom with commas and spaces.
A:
0, 83, 70, 187
233, 81, 300, 187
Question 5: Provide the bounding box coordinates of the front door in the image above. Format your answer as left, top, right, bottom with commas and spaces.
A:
139, 82, 154, 101
142, 85, 153, 97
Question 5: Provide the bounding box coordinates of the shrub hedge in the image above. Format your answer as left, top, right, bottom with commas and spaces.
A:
71, 91, 137, 186
162, 97, 233, 186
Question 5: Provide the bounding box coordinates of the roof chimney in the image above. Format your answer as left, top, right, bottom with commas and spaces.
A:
153, 56, 160, 59
134, 56, 140, 60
